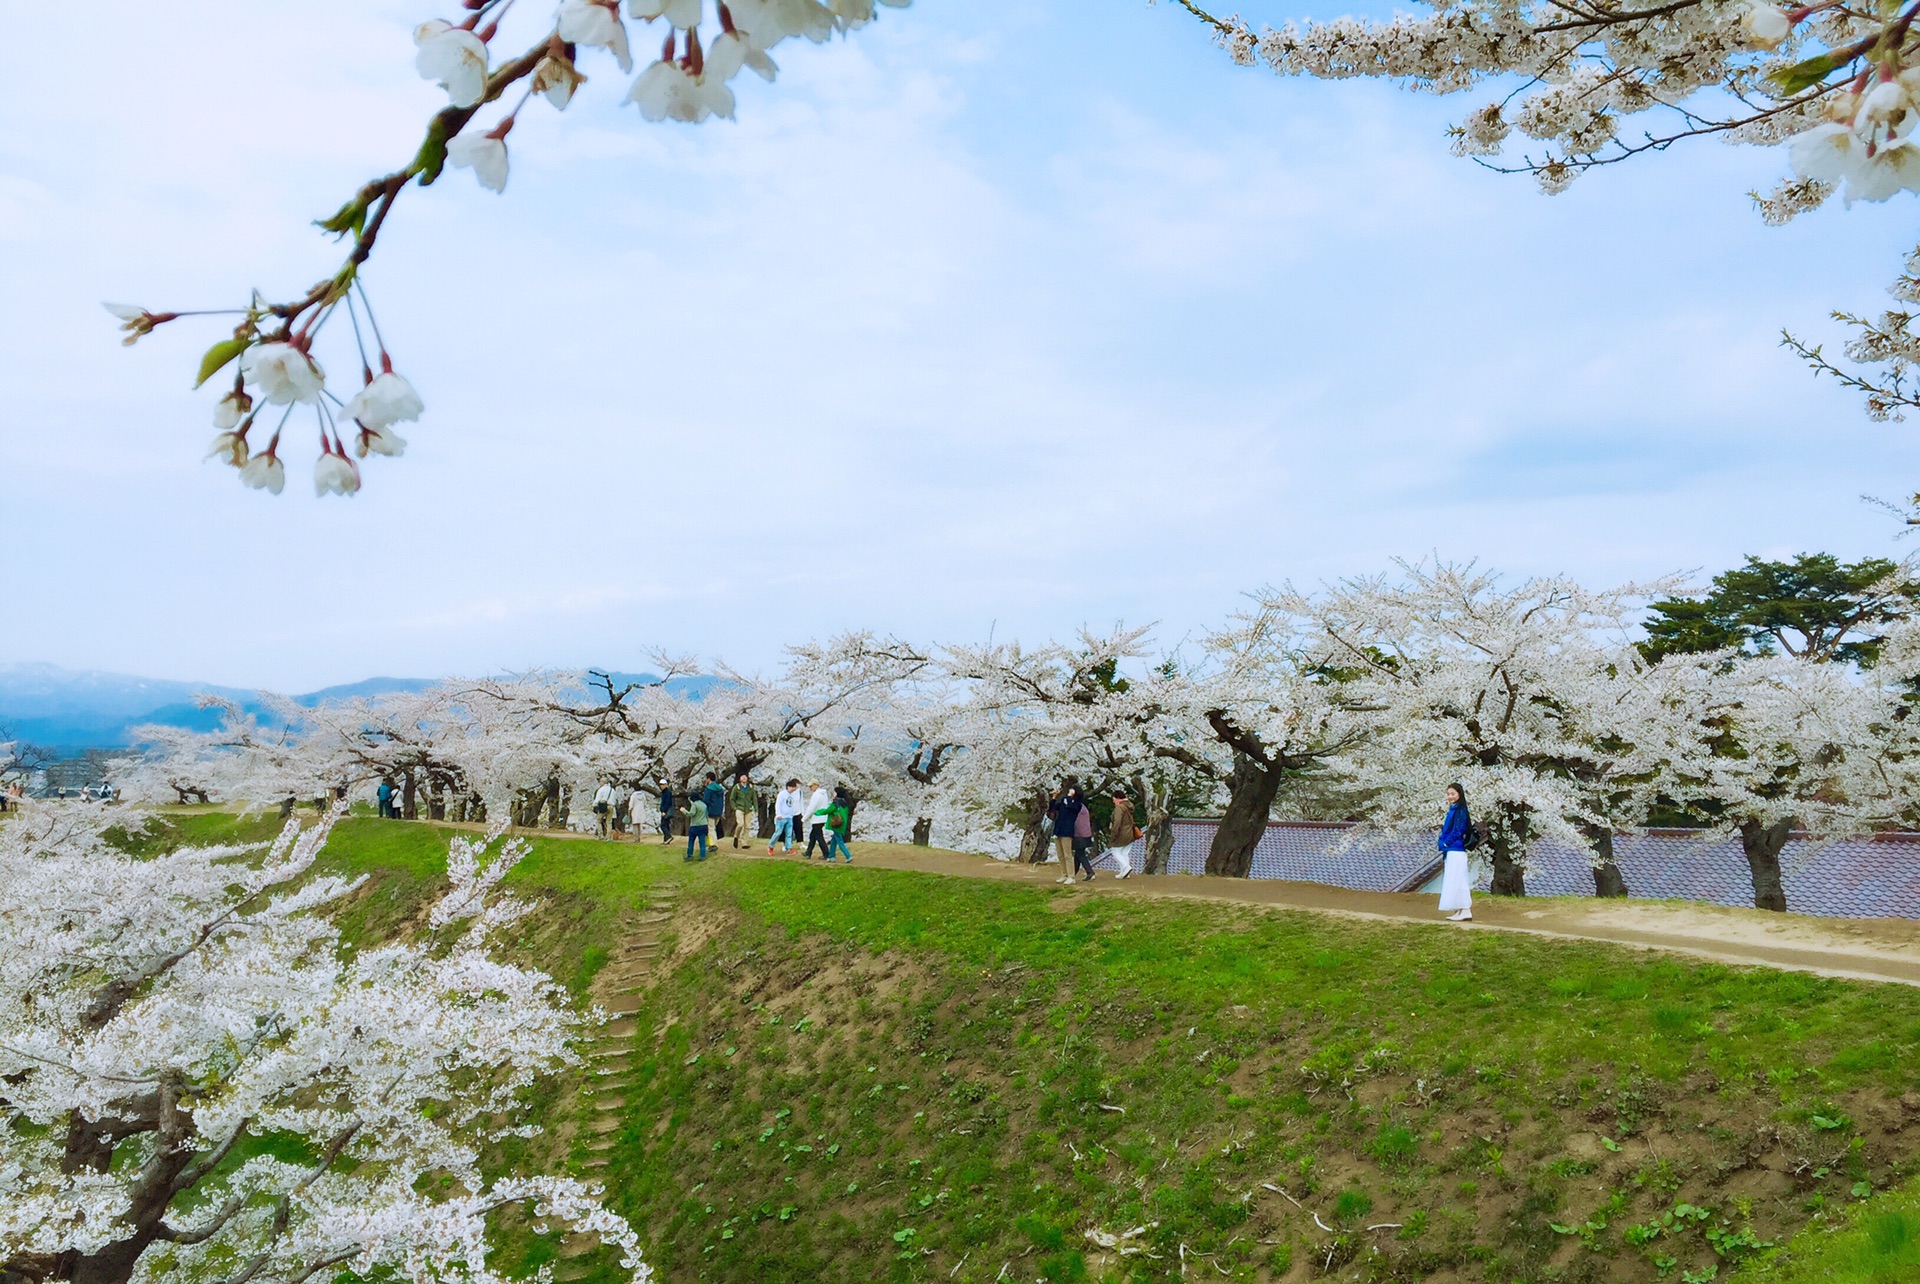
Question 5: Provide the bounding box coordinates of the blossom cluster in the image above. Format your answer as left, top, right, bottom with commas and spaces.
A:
116, 0, 908, 497
0, 807, 649, 1283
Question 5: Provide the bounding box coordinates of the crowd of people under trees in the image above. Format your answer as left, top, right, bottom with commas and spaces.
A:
70, 552, 1920, 918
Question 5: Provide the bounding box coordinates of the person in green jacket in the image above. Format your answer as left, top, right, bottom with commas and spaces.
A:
825, 786, 854, 863
728, 774, 758, 849
680, 797, 710, 862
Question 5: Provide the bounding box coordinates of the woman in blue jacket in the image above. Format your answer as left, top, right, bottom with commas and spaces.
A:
1437, 783, 1473, 922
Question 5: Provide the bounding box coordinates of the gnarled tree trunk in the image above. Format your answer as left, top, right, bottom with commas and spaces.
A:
1204, 753, 1283, 878
1488, 808, 1528, 897
1582, 824, 1629, 898
1739, 817, 1793, 912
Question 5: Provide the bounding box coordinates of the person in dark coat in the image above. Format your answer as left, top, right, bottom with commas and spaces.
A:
658, 780, 676, 844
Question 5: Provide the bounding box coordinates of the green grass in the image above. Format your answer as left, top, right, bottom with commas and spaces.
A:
137, 813, 1920, 1282
1747, 1176, 1920, 1282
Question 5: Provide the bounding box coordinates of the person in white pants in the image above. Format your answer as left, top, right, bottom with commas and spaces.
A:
1437, 782, 1473, 922
1107, 790, 1139, 878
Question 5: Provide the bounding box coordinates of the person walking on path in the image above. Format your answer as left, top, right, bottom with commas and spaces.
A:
657, 780, 676, 845
825, 786, 854, 862
592, 780, 615, 838
770, 778, 802, 854
1071, 796, 1097, 882
1051, 787, 1085, 884
729, 774, 758, 849
1437, 782, 1473, 922
1108, 791, 1139, 879
702, 773, 728, 842
376, 778, 395, 819
804, 780, 833, 860
681, 795, 711, 862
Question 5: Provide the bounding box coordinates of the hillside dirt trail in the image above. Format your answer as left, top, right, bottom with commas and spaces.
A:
729, 840, 1920, 988
443, 817, 1920, 986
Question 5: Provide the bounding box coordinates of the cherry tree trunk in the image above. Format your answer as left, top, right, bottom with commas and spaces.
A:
758, 796, 775, 839
1132, 773, 1176, 874
1739, 818, 1794, 912
1204, 755, 1282, 878
1582, 825, 1630, 898
911, 817, 933, 847
1488, 811, 1528, 896
400, 768, 417, 820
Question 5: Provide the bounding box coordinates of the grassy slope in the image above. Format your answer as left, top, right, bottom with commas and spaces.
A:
124, 812, 1920, 1282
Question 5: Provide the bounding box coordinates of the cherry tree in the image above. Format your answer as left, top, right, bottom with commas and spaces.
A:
1277, 562, 1681, 896
1133, 613, 1372, 879
0, 804, 646, 1284
110, 0, 910, 496
119, 697, 319, 809
1649, 645, 1886, 909
942, 628, 1166, 863
1176, 0, 1920, 423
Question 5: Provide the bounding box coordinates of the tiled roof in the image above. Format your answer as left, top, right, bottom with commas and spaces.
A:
1153, 819, 1920, 920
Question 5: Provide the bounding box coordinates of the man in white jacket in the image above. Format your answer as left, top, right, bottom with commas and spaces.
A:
769, 778, 803, 855
804, 781, 833, 860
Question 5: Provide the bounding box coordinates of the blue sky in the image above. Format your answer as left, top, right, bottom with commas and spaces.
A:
2, 0, 1917, 690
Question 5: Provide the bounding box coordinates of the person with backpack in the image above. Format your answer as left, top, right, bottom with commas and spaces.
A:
728, 773, 758, 849
1438, 782, 1473, 922
1070, 795, 1097, 882
702, 773, 728, 841
804, 780, 833, 860
825, 786, 854, 862
592, 780, 614, 838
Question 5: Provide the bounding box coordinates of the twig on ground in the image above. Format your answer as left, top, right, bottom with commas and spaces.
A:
1366, 1222, 1403, 1231
949, 1250, 969, 1278
1312, 1212, 1335, 1233
1097, 1102, 1126, 1113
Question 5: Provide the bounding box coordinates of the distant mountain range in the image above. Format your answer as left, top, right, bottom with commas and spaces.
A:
0, 663, 714, 756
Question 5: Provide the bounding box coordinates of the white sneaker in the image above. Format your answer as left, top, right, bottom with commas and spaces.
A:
1056, 877, 1074, 885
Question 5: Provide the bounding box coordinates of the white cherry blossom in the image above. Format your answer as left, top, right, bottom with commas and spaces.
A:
630, 0, 703, 31
448, 131, 510, 192
240, 342, 325, 405
559, 0, 634, 72
342, 369, 425, 430
212, 387, 252, 429
313, 448, 361, 497
414, 20, 490, 108
533, 51, 588, 107
0, 807, 651, 1283
356, 423, 408, 458
239, 450, 286, 495
206, 431, 247, 467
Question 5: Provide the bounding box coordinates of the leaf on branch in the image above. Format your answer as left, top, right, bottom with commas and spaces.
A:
317, 196, 370, 239
415, 118, 453, 187
194, 337, 249, 389
1769, 52, 1842, 95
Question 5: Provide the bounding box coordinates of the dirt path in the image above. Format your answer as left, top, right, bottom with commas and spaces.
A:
741, 841, 1920, 988
424, 817, 1920, 986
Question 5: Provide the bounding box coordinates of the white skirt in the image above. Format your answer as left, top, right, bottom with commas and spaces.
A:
1438, 851, 1472, 912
